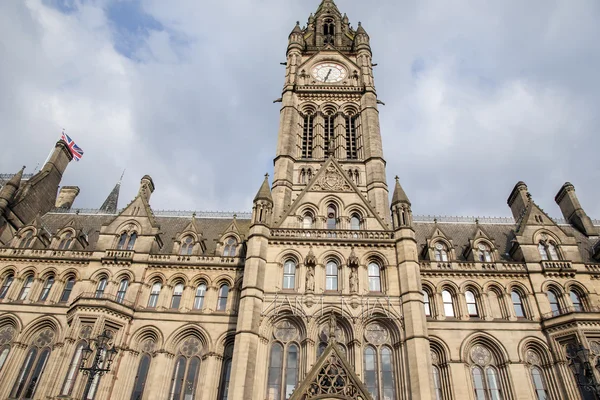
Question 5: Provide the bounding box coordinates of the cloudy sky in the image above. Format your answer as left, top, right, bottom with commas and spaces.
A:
1, 0, 599, 220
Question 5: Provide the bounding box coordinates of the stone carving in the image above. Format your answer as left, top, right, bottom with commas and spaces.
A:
79, 325, 92, 339
0, 326, 15, 345
305, 353, 361, 399
431, 351, 439, 365
471, 345, 492, 366
306, 265, 315, 293
590, 341, 600, 356
34, 329, 55, 348
141, 339, 155, 353
311, 164, 352, 192
180, 337, 201, 357
364, 323, 388, 345
526, 350, 541, 366
319, 324, 344, 344
274, 321, 299, 342
349, 267, 358, 294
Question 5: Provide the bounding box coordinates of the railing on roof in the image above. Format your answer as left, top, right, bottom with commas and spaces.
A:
412, 215, 516, 224
541, 305, 600, 320
0, 173, 34, 181
49, 208, 252, 219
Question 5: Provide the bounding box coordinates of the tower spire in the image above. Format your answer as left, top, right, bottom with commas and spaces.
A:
99, 172, 124, 214
0, 166, 25, 214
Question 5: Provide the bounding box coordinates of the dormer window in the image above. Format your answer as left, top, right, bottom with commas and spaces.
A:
538, 241, 559, 261
58, 232, 73, 250
223, 237, 238, 257
477, 243, 492, 262
434, 242, 449, 262
117, 232, 137, 251
180, 236, 194, 256
19, 231, 34, 248
327, 204, 337, 229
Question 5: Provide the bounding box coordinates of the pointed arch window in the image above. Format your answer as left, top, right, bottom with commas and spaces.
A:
18, 275, 34, 301
267, 342, 300, 400
538, 241, 560, 261
58, 232, 73, 250
530, 366, 549, 400
116, 278, 129, 304
0, 344, 10, 373
442, 290, 455, 317
324, 112, 335, 156
148, 282, 162, 308
61, 342, 85, 396
39, 276, 54, 301
364, 346, 377, 398
59, 277, 75, 303
432, 365, 443, 400
368, 262, 382, 292
547, 290, 560, 316
477, 243, 493, 262
171, 283, 184, 309
267, 343, 283, 400
218, 346, 233, 400
302, 212, 314, 229
180, 236, 194, 256
364, 345, 396, 400
95, 278, 108, 298
511, 291, 525, 318
223, 237, 238, 257
283, 260, 296, 290
194, 283, 206, 310
465, 290, 479, 317
434, 242, 449, 262
217, 284, 229, 311
570, 290, 583, 312
19, 231, 34, 248
168, 355, 201, 400
538, 243, 548, 260
423, 290, 432, 317
0, 274, 14, 299
346, 114, 358, 159
350, 213, 361, 230
302, 114, 314, 159
131, 353, 151, 400
326, 204, 337, 229
326, 261, 338, 291
117, 232, 137, 250
324, 18, 335, 36
10, 346, 52, 399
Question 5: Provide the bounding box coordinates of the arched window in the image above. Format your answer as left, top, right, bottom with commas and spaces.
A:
302, 114, 314, 159
168, 355, 201, 400
59, 277, 75, 303
285, 344, 299, 399
434, 242, 449, 262
58, 232, 73, 250
117, 232, 137, 250
61, 342, 85, 396
267, 343, 284, 400
302, 213, 314, 229
18, 275, 34, 301
539, 241, 560, 261
547, 290, 560, 316
127, 233, 137, 250
325, 261, 338, 291
39, 276, 54, 301
538, 243, 548, 260
472, 366, 502, 400
95, 278, 108, 298
116, 278, 129, 304
180, 236, 194, 256
223, 237, 237, 257
0, 344, 11, 373
423, 290, 432, 317
368, 262, 382, 292
131, 353, 151, 400
530, 366, 549, 400
511, 291, 525, 318
171, 283, 184, 309
10, 346, 51, 399
19, 231, 34, 248
432, 365, 443, 400
323, 18, 335, 36
442, 290, 455, 317
218, 346, 233, 400
477, 243, 493, 262
217, 284, 229, 311
326, 204, 337, 229
465, 290, 479, 317
283, 260, 296, 290
117, 233, 128, 249
194, 283, 206, 310
547, 243, 559, 260
147, 282, 162, 308
350, 214, 361, 230
346, 115, 358, 160
364, 346, 377, 398
381, 346, 395, 399
363, 345, 396, 399
570, 290, 583, 312
0, 274, 14, 299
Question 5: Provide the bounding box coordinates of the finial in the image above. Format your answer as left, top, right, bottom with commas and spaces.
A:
233, 213, 237, 220
192, 212, 197, 218
119, 169, 126, 183
328, 313, 337, 343
358, 21, 362, 27
296, 21, 300, 26
434, 217, 438, 223
395, 176, 399, 183
265, 173, 269, 179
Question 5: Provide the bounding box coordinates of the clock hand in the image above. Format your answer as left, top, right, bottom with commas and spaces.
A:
324, 69, 332, 82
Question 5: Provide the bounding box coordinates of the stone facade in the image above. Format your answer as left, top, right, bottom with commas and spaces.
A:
0, 1, 599, 400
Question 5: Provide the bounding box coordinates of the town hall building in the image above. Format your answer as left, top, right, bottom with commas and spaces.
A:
0, 1, 599, 399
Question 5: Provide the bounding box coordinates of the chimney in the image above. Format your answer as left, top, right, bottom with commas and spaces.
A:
138, 175, 155, 203
555, 182, 598, 236
55, 186, 80, 209
41, 141, 73, 177
507, 181, 530, 221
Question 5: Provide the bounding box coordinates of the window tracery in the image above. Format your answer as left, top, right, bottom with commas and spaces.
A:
168, 337, 202, 400
434, 242, 449, 262
117, 230, 137, 251
223, 237, 238, 257
469, 345, 502, 400
363, 322, 396, 400
326, 204, 337, 229
538, 239, 560, 261
180, 236, 194, 256
10, 328, 55, 399
302, 114, 314, 159
0, 326, 15, 373
61, 341, 85, 396
267, 320, 301, 400
525, 349, 549, 400
477, 242, 493, 262
345, 114, 358, 160
58, 232, 74, 250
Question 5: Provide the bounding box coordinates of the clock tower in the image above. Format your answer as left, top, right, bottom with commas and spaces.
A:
272, 0, 391, 228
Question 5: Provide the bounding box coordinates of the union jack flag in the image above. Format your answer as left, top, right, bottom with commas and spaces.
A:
60, 131, 84, 161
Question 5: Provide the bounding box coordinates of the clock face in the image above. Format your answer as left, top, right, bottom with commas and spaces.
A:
312, 62, 347, 83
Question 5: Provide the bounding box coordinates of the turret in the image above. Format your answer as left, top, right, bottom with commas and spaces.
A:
555, 182, 598, 236
252, 174, 273, 226
100, 174, 124, 214
0, 166, 25, 214
354, 22, 371, 52
391, 176, 412, 229
55, 186, 80, 209
288, 22, 305, 50
138, 175, 155, 203
507, 181, 530, 221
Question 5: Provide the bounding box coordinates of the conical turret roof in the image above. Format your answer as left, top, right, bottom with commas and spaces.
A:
0, 166, 25, 202
254, 174, 273, 203
391, 176, 411, 206
99, 173, 123, 214
315, 0, 341, 16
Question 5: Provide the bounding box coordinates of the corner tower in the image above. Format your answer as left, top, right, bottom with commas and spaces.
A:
273, 0, 390, 226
